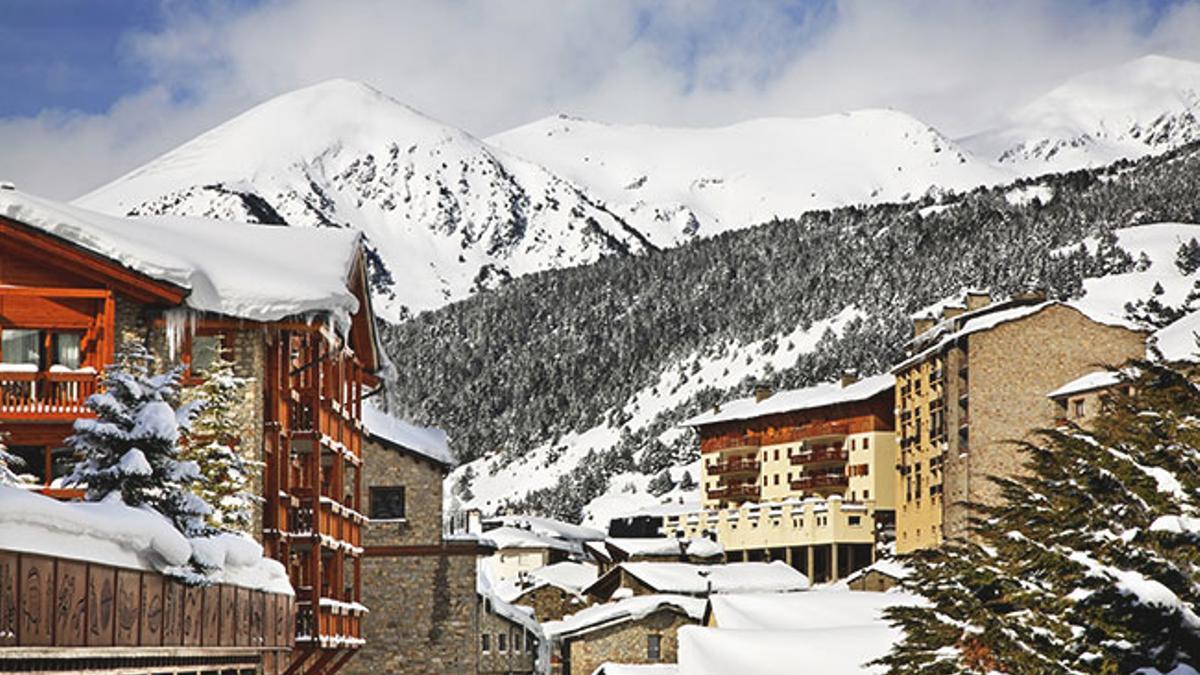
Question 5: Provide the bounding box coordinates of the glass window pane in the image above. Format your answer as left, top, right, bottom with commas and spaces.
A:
190, 335, 222, 374
54, 332, 83, 369
10, 446, 46, 484
1, 329, 40, 365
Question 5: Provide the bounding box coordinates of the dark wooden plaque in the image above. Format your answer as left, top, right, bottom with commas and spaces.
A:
18, 555, 53, 646
54, 560, 87, 645
140, 574, 164, 647
162, 579, 183, 646
0, 551, 17, 646
114, 569, 141, 646
86, 566, 115, 646
202, 583, 221, 646
182, 584, 202, 647
236, 587, 251, 646
220, 584, 237, 647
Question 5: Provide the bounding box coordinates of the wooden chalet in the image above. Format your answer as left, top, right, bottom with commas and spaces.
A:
0, 187, 385, 674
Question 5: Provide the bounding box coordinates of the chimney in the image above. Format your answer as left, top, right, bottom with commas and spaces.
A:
964, 290, 991, 311
913, 317, 935, 337
1013, 288, 1048, 303
753, 385, 774, 403
840, 370, 859, 388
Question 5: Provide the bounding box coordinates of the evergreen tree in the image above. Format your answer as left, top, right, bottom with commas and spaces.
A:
182, 352, 260, 532
1176, 237, 1200, 275
0, 432, 27, 485
878, 359, 1200, 673
66, 344, 211, 538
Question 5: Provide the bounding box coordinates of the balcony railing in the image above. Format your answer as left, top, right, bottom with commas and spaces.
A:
703, 435, 761, 453
0, 369, 98, 420
707, 483, 761, 501
790, 472, 849, 491
708, 458, 760, 475
760, 420, 850, 446
295, 600, 365, 648
790, 447, 849, 465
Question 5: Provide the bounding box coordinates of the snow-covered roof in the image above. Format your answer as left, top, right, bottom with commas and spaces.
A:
895, 301, 1056, 371
1151, 310, 1200, 362
362, 404, 454, 468
684, 589, 927, 674
840, 559, 913, 586
593, 664, 679, 675
0, 188, 363, 328
489, 514, 606, 542
529, 561, 600, 595
602, 537, 724, 560
483, 525, 579, 553
684, 538, 724, 559
681, 374, 894, 427
543, 594, 705, 640
909, 287, 990, 320
0, 485, 292, 594
477, 562, 546, 641
595, 561, 809, 596
1046, 370, 1126, 399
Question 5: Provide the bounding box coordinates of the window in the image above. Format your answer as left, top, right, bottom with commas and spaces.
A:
8, 446, 44, 483
773, 474, 779, 485
1, 329, 39, 365
498, 632, 507, 653
863, 438, 870, 449
647, 634, 662, 661
369, 486, 406, 520
1072, 398, 1085, 418
190, 334, 224, 375
514, 630, 523, 653
863, 489, 870, 500
50, 332, 83, 369
848, 516, 861, 526
481, 633, 490, 654
773, 449, 779, 461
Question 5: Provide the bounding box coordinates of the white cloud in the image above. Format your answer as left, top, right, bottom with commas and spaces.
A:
3, 0, 1199, 199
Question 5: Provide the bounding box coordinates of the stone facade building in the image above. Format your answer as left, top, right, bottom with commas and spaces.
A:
894, 291, 1146, 552
546, 595, 705, 675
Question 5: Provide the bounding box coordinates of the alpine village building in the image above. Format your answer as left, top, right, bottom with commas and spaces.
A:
892, 290, 1146, 552
672, 374, 898, 582
0, 187, 381, 673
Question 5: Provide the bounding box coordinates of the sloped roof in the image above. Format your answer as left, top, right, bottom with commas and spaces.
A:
1046, 370, 1126, 399
587, 561, 809, 598
681, 374, 894, 427
543, 594, 705, 640
483, 526, 579, 553
705, 588, 922, 631
362, 404, 454, 468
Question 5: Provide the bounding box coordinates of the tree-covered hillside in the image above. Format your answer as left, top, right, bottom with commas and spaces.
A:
380, 144, 1200, 516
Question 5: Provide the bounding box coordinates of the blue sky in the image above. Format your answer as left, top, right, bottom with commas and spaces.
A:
2, 0, 1199, 198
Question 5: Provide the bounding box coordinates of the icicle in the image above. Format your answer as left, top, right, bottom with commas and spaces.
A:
163, 308, 198, 360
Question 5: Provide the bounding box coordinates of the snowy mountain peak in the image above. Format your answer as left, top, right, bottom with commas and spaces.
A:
963, 54, 1200, 171
76, 81, 651, 320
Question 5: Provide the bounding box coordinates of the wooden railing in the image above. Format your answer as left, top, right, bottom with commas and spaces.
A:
707, 483, 761, 501
790, 472, 849, 491
790, 447, 849, 465
0, 548, 293, 665
702, 435, 761, 453
708, 458, 760, 475
0, 370, 97, 420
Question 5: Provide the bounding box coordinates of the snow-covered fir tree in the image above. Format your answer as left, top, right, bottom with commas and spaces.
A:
182, 352, 260, 533
878, 357, 1200, 674
66, 344, 211, 539
0, 432, 27, 485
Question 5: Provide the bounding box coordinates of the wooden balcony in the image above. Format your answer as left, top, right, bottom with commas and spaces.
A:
295, 602, 365, 649
292, 490, 365, 552
0, 548, 293, 672
708, 458, 760, 476
790, 447, 849, 466
707, 483, 761, 501
0, 369, 98, 421
759, 420, 852, 446
703, 435, 761, 453
790, 472, 849, 491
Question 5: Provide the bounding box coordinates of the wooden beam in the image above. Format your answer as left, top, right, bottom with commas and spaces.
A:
362, 541, 497, 557
0, 287, 111, 299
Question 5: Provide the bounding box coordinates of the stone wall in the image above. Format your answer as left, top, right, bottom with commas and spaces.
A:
564, 610, 695, 675
478, 598, 537, 675
512, 584, 590, 623
943, 304, 1144, 539
362, 438, 445, 546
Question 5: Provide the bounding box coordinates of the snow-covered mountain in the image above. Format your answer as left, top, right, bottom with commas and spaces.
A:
489, 110, 1011, 244
75, 80, 652, 320
962, 55, 1200, 172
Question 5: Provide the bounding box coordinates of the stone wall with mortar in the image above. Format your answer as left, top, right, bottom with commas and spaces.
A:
564, 610, 695, 675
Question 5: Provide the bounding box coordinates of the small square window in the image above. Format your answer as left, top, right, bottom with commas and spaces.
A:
370, 486, 406, 520
647, 634, 662, 660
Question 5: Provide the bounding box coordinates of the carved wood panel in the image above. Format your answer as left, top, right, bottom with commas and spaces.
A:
86, 566, 115, 647
182, 585, 202, 647
54, 560, 87, 645
236, 587, 251, 646
114, 569, 140, 646
140, 574, 164, 647
202, 584, 221, 646
0, 551, 17, 646
162, 578, 183, 646
18, 556, 53, 646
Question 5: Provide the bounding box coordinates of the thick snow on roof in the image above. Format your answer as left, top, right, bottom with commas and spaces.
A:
684, 537, 724, 559
543, 594, 705, 639
684, 589, 925, 674
0, 188, 362, 327
604, 537, 723, 559
483, 526, 579, 553
896, 301, 1054, 371
0, 485, 292, 594
841, 559, 913, 586
707, 588, 923, 630
593, 664, 679, 675
490, 514, 606, 542
677, 624, 897, 674
1152, 311, 1200, 362
614, 561, 809, 595
530, 561, 599, 595
682, 373, 894, 427
1047, 370, 1126, 399
363, 404, 454, 467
